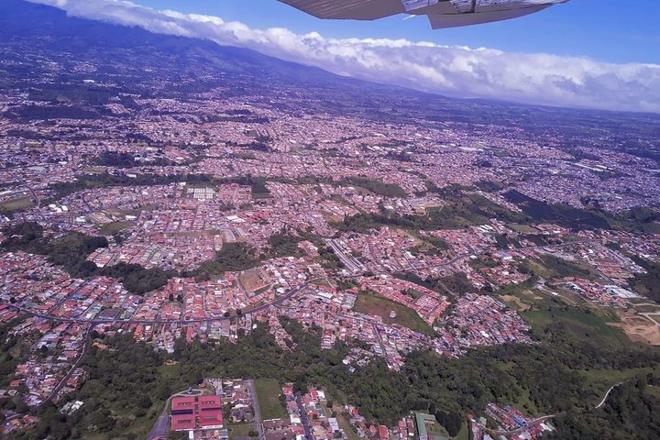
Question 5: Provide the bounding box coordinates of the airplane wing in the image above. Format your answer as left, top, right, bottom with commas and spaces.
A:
277, 0, 567, 28
426, 1, 560, 29
277, 0, 405, 20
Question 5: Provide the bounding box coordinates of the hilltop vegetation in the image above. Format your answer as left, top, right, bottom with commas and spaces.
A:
548, 377, 660, 440
12, 301, 659, 440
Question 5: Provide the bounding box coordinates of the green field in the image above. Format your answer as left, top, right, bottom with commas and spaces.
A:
228, 422, 257, 439
99, 220, 133, 235
453, 420, 469, 440
0, 196, 34, 214
254, 378, 287, 420
337, 414, 360, 440
354, 292, 434, 336
520, 254, 600, 281
523, 305, 630, 346
578, 366, 660, 398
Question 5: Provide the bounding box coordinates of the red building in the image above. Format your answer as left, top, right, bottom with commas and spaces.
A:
171, 414, 196, 431
171, 395, 223, 432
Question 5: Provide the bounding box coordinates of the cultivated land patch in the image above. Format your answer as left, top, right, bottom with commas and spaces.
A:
353, 292, 434, 336
500, 294, 531, 312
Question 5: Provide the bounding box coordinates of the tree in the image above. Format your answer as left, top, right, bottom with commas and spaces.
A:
138, 395, 152, 409
435, 410, 463, 437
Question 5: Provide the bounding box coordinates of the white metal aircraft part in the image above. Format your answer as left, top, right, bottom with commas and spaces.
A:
277, 0, 568, 28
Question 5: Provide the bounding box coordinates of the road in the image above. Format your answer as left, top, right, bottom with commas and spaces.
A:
325, 238, 364, 273
488, 414, 558, 437
295, 392, 313, 440
595, 382, 623, 409
147, 388, 205, 440
639, 312, 660, 326
486, 380, 630, 437
246, 379, 266, 440
147, 394, 175, 440
38, 324, 94, 409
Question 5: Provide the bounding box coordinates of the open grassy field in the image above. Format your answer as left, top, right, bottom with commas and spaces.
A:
578, 366, 660, 395
239, 268, 270, 293
0, 196, 34, 213
523, 305, 630, 346
518, 253, 601, 283
228, 422, 257, 439
354, 293, 434, 336
99, 220, 133, 235
337, 414, 360, 440
254, 378, 287, 420
453, 420, 469, 440
507, 223, 538, 234
504, 282, 660, 348
608, 309, 660, 346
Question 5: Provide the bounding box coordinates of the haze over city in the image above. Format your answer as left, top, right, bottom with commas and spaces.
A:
30, 0, 660, 112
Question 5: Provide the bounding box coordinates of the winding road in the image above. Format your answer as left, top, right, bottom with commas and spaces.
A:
485, 380, 630, 437
595, 382, 624, 409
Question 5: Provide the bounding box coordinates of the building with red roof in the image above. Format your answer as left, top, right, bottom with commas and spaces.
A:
171, 395, 224, 432
172, 396, 196, 414
378, 425, 390, 440
198, 395, 222, 411
172, 414, 196, 431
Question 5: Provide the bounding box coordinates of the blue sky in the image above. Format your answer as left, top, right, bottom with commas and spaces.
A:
34, 0, 660, 112
134, 0, 660, 64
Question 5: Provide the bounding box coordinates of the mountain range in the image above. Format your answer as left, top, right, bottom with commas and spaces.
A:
1, 0, 659, 160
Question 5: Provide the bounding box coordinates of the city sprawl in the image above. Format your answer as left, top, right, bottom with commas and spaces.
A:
0, 2, 659, 439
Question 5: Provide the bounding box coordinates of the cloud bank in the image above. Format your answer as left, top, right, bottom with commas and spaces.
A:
30, 0, 660, 113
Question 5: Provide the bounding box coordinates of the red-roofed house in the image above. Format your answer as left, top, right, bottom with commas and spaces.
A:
378, 425, 390, 440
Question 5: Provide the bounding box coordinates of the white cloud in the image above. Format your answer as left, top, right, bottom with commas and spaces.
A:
29, 0, 660, 113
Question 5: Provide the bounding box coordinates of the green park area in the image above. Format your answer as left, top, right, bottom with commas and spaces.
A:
254, 378, 287, 420
99, 220, 134, 235
354, 292, 434, 336
0, 196, 34, 214
228, 422, 257, 440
